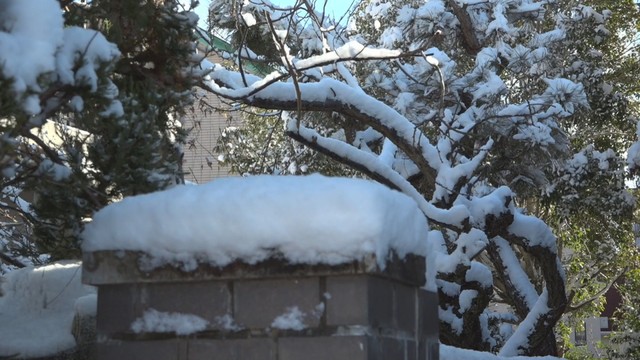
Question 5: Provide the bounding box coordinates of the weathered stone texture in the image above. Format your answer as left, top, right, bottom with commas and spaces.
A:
85, 250, 438, 360
234, 278, 320, 329
95, 340, 186, 360
188, 338, 276, 360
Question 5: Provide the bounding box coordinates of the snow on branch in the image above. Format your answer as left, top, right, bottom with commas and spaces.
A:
293, 40, 405, 69
499, 290, 551, 356
488, 237, 539, 314
203, 68, 445, 185
285, 115, 470, 229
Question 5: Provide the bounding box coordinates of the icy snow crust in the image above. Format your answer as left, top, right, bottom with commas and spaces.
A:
82, 174, 429, 269
0, 262, 95, 358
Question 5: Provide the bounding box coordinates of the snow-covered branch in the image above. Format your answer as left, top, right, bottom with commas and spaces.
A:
203, 71, 444, 190
285, 115, 470, 229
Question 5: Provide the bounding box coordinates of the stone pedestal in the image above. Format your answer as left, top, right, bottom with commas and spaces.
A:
83, 251, 439, 360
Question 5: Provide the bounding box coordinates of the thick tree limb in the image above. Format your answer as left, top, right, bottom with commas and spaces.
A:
286, 122, 469, 230
486, 237, 536, 319
447, 0, 483, 54
201, 76, 439, 188
497, 229, 567, 356
0, 252, 26, 268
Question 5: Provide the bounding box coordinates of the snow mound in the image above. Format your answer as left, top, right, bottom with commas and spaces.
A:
131, 308, 208, 335
82, 174, 429, 269
0, 261, 95, 358
271, 306, 306, 331
441, 344, 561, 360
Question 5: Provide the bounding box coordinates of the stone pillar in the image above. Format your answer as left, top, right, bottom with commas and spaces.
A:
83, 251, 439, 360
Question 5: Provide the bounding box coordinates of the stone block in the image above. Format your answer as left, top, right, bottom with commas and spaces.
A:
187, 338, 276, 360
370, 337, 406, 360
395, 283, 417, 334
97, 282, 233, 335
83, 251, 425, 287
417, 339, 440, 360
143, 281, 231, 328
325, 275, 394, 330
325, 275, 368, 326
234, 278, 321, 329
368, 276, 394, 329
427, 339, 439, 360
406, 340, 417, 360
418, 290, 439, 339
72, 312, 97, 360
278, 336, 369, 360
97, 284, 142, 335
96, 339, 186, 360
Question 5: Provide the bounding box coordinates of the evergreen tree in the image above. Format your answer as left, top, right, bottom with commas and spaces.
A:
1, 0, 201, 261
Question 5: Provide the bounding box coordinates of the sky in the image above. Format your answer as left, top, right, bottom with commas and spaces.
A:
270, 0, 355, 19
194, 0, 355, 27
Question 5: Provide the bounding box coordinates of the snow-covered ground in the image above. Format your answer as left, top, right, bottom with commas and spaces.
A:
0, 261, 95, 358
82, 174, 430, 270
440, 345, 560, 360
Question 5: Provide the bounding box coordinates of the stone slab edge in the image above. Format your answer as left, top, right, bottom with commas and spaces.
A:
82, 251, 425, 286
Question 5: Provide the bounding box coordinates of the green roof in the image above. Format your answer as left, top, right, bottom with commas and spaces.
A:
196, 28, 274, 76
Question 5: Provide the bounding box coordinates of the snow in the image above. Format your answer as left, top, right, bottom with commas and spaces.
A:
363, 1, 393, 18
540, 78, 589, 115
499, 290, 551, 356
456, 186, 514, 228
82, 174, 430, 270
493, 237, 538, 309
530, 29, 565, 48
441, 344, 561, 360
450, 230, 488, 267
214, 314, 243, 331
56, 27, 120, 92
286, 118, 470, 229
293, 41, 402, 71
241, 12, 257, 27
459, 289, 478, 313
37, 159, 72, 181
433, 139, 494, 204
204, 62, 446, 174
0, 261, 95, 358
271, 306, 306, 331
513, 122, 555, 147
627, 121, 640, 171
471, 72, 506, 102
380, 26, 403, 48
0, 0, 120, 115
425, 230, 447, 292
486, 3, 510, 36
508, 211, 558, 251
465, 261, 493, 288
439, 306, 463, 335
98, 100, 125, 118
415, 1, 445, 19
0, 0, 64, 113
131, 308, 208, 335
74, 293, 97, 317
